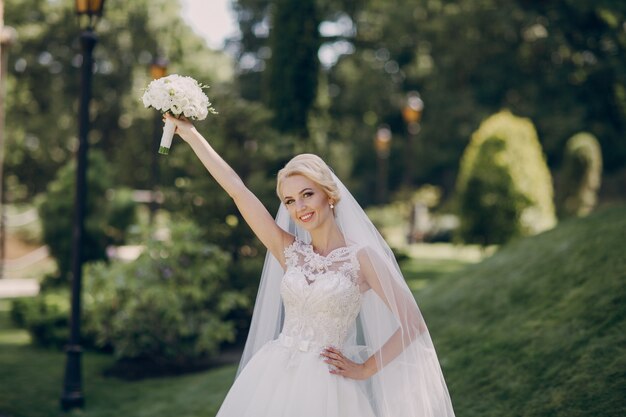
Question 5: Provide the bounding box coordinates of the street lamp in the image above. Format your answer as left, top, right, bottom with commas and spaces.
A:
149, 55, 168, 222
401, 91, 424, 186
61, 0, 106, 411
374, 125, 392, 204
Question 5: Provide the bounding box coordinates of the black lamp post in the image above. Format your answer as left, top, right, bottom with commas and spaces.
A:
401, 91, 424, 186
61, 0, 105, 411
374, 125, 392, 204
149, 56, 168, 223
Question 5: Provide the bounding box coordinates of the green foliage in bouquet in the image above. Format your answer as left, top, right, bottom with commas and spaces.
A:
456, 111, 556, 245
556, 132, 603, 218
37, 150, 136, 283
84, 219, 249, 365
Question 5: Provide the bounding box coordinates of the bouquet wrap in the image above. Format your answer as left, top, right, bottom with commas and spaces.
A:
159, 118, 176, 154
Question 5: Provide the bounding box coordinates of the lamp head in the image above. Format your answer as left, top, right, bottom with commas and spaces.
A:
75, 0, 106, 30
402, 91, 424, 124
150, 56, 169, 80
375, 125, 392, 156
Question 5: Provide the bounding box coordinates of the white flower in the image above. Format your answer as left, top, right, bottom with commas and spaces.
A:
141, 74, 216, 121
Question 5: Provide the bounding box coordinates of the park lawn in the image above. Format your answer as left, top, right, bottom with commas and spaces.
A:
420, 205, 626, 417
403, 257, 478, 293
0, 299, 236, 417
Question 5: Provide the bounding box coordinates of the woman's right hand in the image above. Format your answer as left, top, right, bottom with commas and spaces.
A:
164, 113, 198, 144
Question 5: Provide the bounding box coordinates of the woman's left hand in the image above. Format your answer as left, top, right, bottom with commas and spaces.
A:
321, 346, 375, 380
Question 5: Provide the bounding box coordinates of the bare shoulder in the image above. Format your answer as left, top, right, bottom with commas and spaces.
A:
355, 245, 395, 282
355, 245, 379, 266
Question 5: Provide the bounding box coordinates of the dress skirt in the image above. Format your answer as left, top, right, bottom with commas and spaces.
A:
215, 337, 377, 417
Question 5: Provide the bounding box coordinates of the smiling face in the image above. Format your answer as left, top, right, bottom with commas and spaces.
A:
280, 175, 335, 231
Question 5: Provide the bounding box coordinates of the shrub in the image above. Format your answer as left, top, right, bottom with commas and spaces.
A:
84, 219, 249, 365
10, 293, 68, 348
556, 132, 603, 218
10, 290, 97, 349
456, 110, 556, 244
38, 149, 136, 283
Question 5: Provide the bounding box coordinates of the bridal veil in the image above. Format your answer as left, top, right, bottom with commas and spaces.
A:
237, 167, 456, 417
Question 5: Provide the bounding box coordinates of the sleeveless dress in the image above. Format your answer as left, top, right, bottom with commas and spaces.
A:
215, 239, 377, 417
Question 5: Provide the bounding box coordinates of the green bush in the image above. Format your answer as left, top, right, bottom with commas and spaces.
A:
557, 132, 603, 218
456, 110, 556, 244
84, 219, 249, 365
458, 137, 530, 244
11, 291, 70, 348
38, 149, 136, 282
10, 290, 97, 349
10, 294, 68, 348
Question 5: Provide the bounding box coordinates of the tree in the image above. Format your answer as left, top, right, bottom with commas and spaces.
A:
231, 0, 365, 100
250, 0, 625, 201
265, 0, 320, 137
38, 150, 135, 282
3, 0, 232, 198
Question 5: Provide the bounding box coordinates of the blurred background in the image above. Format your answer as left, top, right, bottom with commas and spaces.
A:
0, 0, 624, 416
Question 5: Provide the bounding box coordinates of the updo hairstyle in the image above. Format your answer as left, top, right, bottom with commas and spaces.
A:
276, 154, 341, 205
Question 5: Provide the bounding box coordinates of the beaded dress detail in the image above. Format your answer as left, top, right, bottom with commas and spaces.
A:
215, 239, 377, 417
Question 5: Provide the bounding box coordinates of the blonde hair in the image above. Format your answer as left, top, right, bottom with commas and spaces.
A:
276, 154, 341, 204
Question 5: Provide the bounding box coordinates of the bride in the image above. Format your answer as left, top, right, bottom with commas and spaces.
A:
166, 114, 456, 417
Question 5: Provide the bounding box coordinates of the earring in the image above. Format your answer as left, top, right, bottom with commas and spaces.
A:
330, 203, 335, 209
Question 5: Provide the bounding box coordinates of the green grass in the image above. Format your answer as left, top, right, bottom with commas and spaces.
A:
0, 300, 236, 417
420, 206, 626, 417
403, 257, 477, 292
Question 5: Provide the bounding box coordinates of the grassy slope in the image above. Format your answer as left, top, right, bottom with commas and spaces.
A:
420, 206, 626, 417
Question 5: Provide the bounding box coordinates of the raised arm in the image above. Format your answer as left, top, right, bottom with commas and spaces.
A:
165, 114, 293, 266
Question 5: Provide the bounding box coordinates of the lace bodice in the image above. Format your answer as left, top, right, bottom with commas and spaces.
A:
279, 239, 362, 352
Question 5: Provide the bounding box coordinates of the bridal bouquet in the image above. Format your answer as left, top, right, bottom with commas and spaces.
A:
142, 74, 217, 154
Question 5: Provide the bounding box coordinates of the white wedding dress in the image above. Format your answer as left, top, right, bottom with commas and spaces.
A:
216, 239, 377, 417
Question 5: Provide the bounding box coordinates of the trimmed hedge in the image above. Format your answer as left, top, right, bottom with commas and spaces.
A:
557, 132, 603, 218
456, 110, 556, 244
